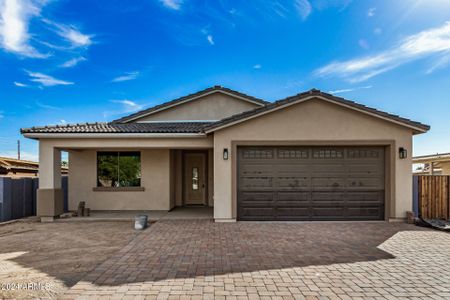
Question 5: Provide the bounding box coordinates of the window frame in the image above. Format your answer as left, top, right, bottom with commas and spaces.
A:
95, 151, 142, 190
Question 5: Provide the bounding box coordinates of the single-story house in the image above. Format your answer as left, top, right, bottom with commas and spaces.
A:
21, 86, 429, 222
413, 152, 450, 175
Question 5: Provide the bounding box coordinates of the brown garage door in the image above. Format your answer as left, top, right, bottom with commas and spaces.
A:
237, 146, 385, 221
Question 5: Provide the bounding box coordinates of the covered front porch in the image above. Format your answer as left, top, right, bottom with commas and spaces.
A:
35, 136, 215, 220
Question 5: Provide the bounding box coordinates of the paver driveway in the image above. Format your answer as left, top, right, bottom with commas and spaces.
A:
64, 220, 450, 300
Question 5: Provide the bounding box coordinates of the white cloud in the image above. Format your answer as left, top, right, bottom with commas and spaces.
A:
315, 22, 450, 82
295, 0, 312, 20
200, 27, 214, 46
426, 54, 450, 74
27, 71, 74, 86
0, 110, 4, 119
59, 56, 86, 68
111, 71, 140, 82
36, 100, 60, 109
14, 81, 28, 87
206, 34, 214, 45
328, 85, 373, 94
159, 0, 183, 10
0, 0, 48, 58
42, 18, 93, 48
60, 119, 67, 124
104, 99, 144, 117
374, 27, 382, 35
253, 64, 262, 69
111, 99, 143, 110
368, 7, 376, 17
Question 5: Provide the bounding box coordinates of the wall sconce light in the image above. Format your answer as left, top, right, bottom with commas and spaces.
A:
223, 148, 229, 160
399, 147, 407, 159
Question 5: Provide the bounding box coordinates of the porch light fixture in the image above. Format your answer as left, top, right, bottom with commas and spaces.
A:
223, 148, 229, 160
399, 147, 407, 159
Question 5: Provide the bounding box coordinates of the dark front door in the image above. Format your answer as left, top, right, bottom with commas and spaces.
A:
184, 152, 207, 205
237, 146, 385, 221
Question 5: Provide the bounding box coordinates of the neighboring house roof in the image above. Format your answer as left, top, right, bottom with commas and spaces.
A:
413, 152, 450, 163
21, 122, 212, 134
203, 89, 430, 134
0, 156, 39, 171
0, 156, 68, 175
111, 85, 269, 124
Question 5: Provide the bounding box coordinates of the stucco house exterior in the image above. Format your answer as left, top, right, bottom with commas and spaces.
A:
21, 86, 429, 222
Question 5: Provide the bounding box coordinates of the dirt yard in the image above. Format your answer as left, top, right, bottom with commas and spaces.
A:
0, 220, 139, 299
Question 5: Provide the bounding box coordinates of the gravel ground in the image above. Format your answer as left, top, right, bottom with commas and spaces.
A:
0, 220, 138, 299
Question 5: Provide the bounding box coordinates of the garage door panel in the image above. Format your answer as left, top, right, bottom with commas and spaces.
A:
347, 177, 384, 189
240, 177, 274, 189
347, 207, 383, 219
240, 208, 274, 220
348, 164, 383, 174
276, 208, 311, 220
239, 192, 273, 202
241, 164, 275, 174
237, 146, 385, 221
277, 177, 309, 188
311, 177, 347, 189
312, 207, 345, 218
311, 191, 344, 201
310, 164, 346, 173
277, 192, 310, 202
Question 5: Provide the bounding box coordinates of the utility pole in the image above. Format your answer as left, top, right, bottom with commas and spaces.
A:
17, 140, 20, 160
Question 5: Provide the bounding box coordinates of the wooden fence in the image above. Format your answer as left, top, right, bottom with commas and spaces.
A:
414, 175, 450, 219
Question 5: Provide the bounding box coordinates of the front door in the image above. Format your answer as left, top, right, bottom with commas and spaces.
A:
184, 152, 207, 205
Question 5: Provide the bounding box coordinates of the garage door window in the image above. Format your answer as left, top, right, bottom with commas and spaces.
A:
348, 149, 380, 159
312, 149, 344, 159
278, 149, 308, 159
243, 149, 273, 159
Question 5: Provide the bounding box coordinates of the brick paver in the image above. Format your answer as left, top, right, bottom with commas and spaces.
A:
63, 221, 450, 299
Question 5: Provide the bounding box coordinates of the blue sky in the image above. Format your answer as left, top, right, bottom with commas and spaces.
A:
1, 0, 450, 161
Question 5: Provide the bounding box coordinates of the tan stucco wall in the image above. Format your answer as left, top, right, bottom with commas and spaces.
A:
136, 93, 261, 122
212, 98, 414, 221
68, 149, 171, 210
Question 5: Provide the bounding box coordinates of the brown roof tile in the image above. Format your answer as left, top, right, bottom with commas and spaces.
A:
21, 122, 211, 134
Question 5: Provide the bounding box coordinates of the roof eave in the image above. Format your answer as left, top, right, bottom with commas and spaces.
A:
22, 132, 207, 139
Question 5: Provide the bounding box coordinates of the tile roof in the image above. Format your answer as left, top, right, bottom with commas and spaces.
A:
111, 85, 269, 123
21, 122, 212, 134
21, 88, 430, 136
203, 89, 430, 133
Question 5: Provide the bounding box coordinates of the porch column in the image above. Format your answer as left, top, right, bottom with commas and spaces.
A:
37, 141, 64, 219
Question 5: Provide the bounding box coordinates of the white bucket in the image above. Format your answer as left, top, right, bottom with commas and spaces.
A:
134, 215, 148, 230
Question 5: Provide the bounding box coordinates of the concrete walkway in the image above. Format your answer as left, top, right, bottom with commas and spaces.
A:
58, 207, 213, 222
63, 220, 450, 299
